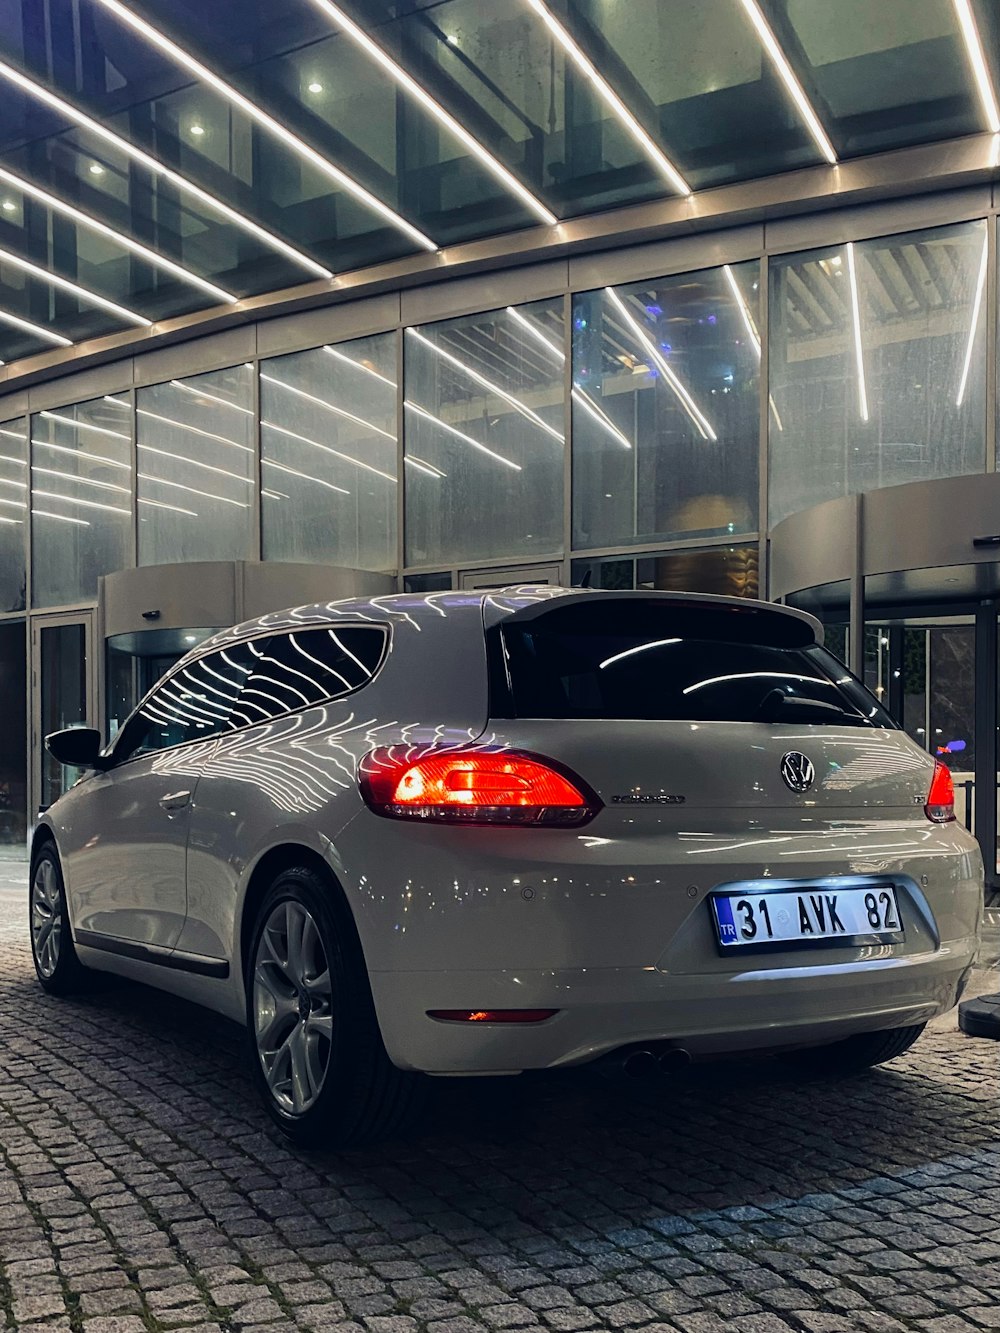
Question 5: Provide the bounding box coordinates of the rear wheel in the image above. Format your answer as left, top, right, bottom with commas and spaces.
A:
781, 1022, 926, 1076
246, 865, 422, 1148
30, 843, 90, 995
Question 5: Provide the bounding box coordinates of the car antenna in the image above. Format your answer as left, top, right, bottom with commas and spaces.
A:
575, 569, 593, 588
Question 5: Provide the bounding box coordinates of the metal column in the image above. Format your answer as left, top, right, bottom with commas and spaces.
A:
974, 600, 997, 893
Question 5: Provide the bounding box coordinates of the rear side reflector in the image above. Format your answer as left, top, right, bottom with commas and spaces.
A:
358, 746, 601, 826
428, 1009, 559, 1023
925, 760, 956, 824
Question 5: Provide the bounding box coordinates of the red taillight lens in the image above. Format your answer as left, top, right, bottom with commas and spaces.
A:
925, 760, 955, 824
359, 746, 600, 826
427, 1009, 558, 1023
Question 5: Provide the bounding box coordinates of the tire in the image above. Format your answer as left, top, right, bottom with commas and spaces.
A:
245, 865, 423, 1149
781, 1022, 926, 1076
29, 841, 91, 995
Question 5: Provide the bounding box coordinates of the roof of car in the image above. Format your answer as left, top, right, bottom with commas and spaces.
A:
196, 585, 822, 655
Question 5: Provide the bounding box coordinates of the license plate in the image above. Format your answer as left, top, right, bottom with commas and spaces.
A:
711, 885, 904, 951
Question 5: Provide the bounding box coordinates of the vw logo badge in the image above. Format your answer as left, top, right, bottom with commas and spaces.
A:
780, 751, 815, 792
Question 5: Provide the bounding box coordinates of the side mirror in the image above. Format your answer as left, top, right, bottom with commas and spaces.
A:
44, 727, 106, 770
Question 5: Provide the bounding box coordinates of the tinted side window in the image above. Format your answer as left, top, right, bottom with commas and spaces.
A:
113, 644, 254, 762
232, 626, 386, 724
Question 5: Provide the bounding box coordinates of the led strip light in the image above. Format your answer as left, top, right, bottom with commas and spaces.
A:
0, 58, 331, 279
0, 308, 73, 347
957, 230, 989, 408
92, 0, 435, 252
525, 0, 690, 196
307, 0, 557, 226
739, 0, 837, 164
845, 242, 869, 423
0, 165, 235, 304
953, 0, 1000, 133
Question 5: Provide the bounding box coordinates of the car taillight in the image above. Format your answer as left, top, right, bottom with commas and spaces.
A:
925, 760, 955, 824
358, 746, 600, 826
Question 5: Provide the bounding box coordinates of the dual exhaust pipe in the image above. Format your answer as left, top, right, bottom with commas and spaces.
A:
616, 1047, 692, 1078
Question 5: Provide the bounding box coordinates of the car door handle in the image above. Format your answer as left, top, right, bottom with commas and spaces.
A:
158, 789, 192, 812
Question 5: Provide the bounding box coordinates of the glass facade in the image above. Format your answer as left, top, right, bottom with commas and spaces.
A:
31, 395, 132, 607
404, 300, 565, 567
0, 417, 26, 612
260, 334, 397, 571
137, 366, 255, 566
769, 219, 988, 526
573, 262, 760, 549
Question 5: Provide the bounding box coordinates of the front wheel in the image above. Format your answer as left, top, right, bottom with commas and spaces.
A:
781, 1022, 926, 1076
246, 866, 422, 1148
30, 843, 91, 995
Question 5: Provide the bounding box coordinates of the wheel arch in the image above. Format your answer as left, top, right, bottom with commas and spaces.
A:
238, 843, 360, 986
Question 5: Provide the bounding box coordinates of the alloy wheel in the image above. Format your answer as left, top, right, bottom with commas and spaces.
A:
31, 858, 62, 979
252, 899, 334, 1115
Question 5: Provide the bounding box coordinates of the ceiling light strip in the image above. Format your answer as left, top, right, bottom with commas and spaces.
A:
0, 306, 73, 347
738, 0, 837, 164
845, 242, 869, 423
404, 454, 446, 478
604, 287, 717, 441
137, 496, 199, 517
260, 372, 396, 440
136, 408, 252, 452
308, 0, 557, 226
262, 458, 350, 495
39, 410, 130, 440
137, 442, 254, 485
92, 0, 435, 252
323, 345, 397, 388
32, 439, 131, 470
953, 0, 1000, 133
406, 327, 563, 441
260, 419, 396, 483
0, 165, 235, 303
525, 0, 690, 196
722, 265, 783, 430
0, 243, 150, 325
168, 380, 255, 413
957, 231, 989, 407
0, 58, 331, 280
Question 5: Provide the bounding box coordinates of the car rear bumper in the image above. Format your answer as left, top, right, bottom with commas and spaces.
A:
370, 935, 980, 1073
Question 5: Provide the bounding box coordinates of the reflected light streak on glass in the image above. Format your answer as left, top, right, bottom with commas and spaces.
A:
404, 455, 446, 479
604, 287, 717, 441
307, 0, 558, 227
524, 0, 690, 197
0, 245, 151, 325
261, 419, 394, 483
599, 638, 680, 670
403, 400, 521, 471
0, 496, 26, 509
137, 409, 253, 452
260, 372, 395, 439
138, 474, 249, 507
406, 328, 563, 441
845, 243, 869, 423
0, 165, 236, 303
33, 509, 90, 525
137, 442, 253, 485
323, 345, 397, 387
31, 440, 130, 470
31, 466, 131, 495
137, 496, 198, 517
0, 307, 74, 347
722, 265, 783, 431
956, 231, 988, 407
953, 0, 1000, 133
91, 0, 435, 255
682, 670, 822, 695
103, 396, 131, 408
738, 0, 838, 163
0, 58, 331, 280
262, 458, 350, 495
0, 516, 23, 525
168, 380, 254, 413
504, 306, 631, 449
0, 477, 27, 490
39, 411, 130, 439
31, 488, 130, 515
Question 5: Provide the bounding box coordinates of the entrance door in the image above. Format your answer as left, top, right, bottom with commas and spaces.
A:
31, 612, 96, 816
460, 562, 564, 591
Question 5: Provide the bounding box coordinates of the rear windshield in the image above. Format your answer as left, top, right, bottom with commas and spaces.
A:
492, 600, 894, 726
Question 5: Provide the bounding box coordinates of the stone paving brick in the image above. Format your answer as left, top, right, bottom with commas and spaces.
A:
0, 889, 997, 1333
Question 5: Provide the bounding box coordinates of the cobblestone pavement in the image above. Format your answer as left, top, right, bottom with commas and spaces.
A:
0, 870, 998, 1333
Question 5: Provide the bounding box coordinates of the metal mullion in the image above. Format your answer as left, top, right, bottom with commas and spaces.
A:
127, 385, 138, 570
974, 600, 998, 889
565, 531, 761, 562
986, 213, 997, 474
251, 357, 262, 561
758, 252, 770, 599
562, 290, 573, 586
395, 326, 405, 590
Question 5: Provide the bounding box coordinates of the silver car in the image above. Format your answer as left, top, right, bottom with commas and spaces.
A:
32, 587, 983, 1147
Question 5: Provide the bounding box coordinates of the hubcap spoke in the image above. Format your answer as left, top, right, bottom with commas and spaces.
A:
253, 897, 333, 1116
